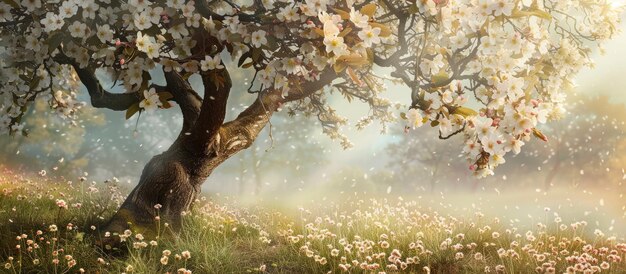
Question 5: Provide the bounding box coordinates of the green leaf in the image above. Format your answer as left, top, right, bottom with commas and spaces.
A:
47, 32, 65, 52
158, 92, 173, 101
452, 107, 478, 117
408, 3, 419, 14
400, 112, 407, 120
238, 51, 252, 67
252, 48, 262, 62
126, 103, 141, 120
2, 0, 19, 8
431, 72, 449, 86
228, 34, 243, 43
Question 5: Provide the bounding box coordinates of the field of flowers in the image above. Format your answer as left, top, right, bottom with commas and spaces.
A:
1, 167, 625, 274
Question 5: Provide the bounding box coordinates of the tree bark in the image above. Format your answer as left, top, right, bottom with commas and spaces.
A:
103, 96, 277, 234
95, 64, 335, 237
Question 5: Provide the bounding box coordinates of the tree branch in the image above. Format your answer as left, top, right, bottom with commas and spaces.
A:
218, 68, 339, 155
71, 64, 145, 111
184, 69, 232, 154
163, 69, 203, 132
281, 69, 337, 103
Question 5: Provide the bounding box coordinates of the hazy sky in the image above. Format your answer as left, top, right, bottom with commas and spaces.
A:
577, 21, 626, 102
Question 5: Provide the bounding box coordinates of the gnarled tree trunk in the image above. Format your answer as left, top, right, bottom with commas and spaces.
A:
104, 97, 275, 233
62, 36, 337, 235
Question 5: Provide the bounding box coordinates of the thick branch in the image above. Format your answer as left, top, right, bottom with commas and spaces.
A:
218, 68, 338, 155
163, 69, 202, 131
71, 64, 145, 111
185, 69, 232, 153
282, 69, 337, 103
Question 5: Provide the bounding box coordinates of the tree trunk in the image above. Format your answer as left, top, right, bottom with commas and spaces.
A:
104, 141, 214, 232
103, 98, 275, 234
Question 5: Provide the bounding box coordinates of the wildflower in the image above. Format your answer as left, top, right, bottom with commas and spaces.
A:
160, 256, 168, 265
49, 225, 58, 232
56, 199, 68, 209
600, 261, 610, 269
181, 250, 191, 259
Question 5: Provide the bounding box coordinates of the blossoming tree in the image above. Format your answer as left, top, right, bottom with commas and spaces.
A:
0, 0, 621, 231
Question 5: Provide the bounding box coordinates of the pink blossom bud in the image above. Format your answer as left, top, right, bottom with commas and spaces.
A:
531, 99, 539, 106
469, 164, 477, 171
115, 40, 122, 47
119, 58, 125, 65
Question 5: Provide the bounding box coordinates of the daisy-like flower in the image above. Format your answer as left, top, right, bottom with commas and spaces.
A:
358, 26, 381, 47
135, 31, 154, 53
257, 68, 274, 87
68, 21, 87, 38
96, 25, 114, 43
503, 135, 524, 154
56, 199, 68, 209
274, 74, 289, 98
250, 30, 268, 48
492, 0, 515, 17
474, 118, 494, 138
21, 0, 41, 12
139, 88, 162, 112
128, 0, 150, 12
480, 132, 502, 155
424, 92, 442, 110
144, 43, 160, 59
349, 8, 369, 28
181, 250, 191, 259
407, 108, 424, 129
134, 11, 152, 30
324, 36, 347, 56
200, 55, 224, 71
168, 23, 189, 39
181, 60, 199, 72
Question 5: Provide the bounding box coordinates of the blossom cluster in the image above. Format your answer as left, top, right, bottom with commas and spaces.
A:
0, 0, 622, 175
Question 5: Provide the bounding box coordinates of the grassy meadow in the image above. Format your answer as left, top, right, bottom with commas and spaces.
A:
1, 167, 625, 274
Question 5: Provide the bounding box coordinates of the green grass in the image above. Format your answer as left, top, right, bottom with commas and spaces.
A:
1, 169, 626, 274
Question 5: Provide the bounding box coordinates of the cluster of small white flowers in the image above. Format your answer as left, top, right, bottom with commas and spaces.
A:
403, 0, 621, 177
0, 0, 621, 176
